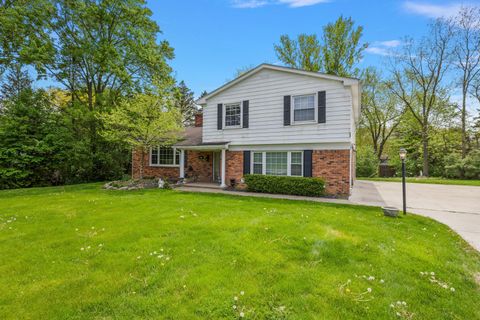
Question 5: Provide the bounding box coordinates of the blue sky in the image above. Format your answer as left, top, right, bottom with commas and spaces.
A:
149, 0, 480, 99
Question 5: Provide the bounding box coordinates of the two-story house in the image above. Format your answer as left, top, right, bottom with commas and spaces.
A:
132, 64, 360, 196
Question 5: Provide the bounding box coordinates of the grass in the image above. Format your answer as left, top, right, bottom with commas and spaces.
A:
0, 184, 479, 319
359, 177, 480, 186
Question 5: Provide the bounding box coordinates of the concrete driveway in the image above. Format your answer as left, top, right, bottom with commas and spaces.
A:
350, 180, 480, 251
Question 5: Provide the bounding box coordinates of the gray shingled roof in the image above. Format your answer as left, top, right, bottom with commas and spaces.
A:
174, 127, 229, 147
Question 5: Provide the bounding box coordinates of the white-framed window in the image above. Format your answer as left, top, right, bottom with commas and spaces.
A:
224, 103, 242, 128
292, 94, 315, 122
251, 151, 303, 177
150, 146, 180, 167
252, 152, 263, 174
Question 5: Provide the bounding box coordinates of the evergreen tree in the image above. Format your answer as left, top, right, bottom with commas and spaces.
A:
174, 81, 197, 126
0, 64, 33, 101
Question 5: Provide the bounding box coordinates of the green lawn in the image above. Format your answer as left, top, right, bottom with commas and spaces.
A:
359, 177, 480, 186
0, 184, 479, 319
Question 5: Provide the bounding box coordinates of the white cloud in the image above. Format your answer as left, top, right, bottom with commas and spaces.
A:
378, 40, 402, 48
231, 0, 329, 9
365, 40, 402, 56
403, 1, 463, 18
231, 0, 268, 8
365, 47, 391, 56
278, 0, 330, 7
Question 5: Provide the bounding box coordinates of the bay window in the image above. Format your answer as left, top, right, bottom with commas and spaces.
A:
251, 151, 303, 177
150, 146, 180, 166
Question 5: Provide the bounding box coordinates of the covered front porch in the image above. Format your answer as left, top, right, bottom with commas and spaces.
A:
176, 144, 229, 188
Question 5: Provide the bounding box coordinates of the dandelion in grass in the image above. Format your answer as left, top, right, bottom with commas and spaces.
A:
234, 296, 238, 301
239, 312, 245, 318
240, 291, 244, 295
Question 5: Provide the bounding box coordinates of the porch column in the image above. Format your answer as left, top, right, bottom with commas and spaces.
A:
179, 149, 185, 179
220, 149, 226, 188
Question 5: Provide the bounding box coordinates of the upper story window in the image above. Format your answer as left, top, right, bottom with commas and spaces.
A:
224, 103, 242, 128
293, 94, 315, 122
150, 146, 180, 167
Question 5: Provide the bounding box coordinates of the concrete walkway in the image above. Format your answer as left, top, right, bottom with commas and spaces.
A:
350, 180, 480, 251
176, 186, 351, 205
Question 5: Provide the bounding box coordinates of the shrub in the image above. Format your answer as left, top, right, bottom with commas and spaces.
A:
244, 174, 325, 197
444, 151, 480, 179
356, 147, 378, 177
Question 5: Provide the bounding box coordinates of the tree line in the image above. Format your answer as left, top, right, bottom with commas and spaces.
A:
0, 0, 197, 188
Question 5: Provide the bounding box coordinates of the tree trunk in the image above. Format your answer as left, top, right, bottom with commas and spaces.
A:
139, 148, 145, 180
461, 88, 467, 158
422, 126, 429, 177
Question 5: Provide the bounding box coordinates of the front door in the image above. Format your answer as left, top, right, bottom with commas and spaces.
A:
213, 152, 221, 183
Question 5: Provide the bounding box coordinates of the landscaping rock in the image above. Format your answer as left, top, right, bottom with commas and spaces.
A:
383, 206, 399, 218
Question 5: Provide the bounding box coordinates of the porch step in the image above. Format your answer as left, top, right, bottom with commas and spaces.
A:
180, 182, 225, 190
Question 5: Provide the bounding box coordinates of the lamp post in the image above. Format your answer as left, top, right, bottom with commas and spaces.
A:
399, 148, 407, 215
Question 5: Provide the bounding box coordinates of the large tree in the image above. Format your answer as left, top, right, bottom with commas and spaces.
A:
451, 6, 480, 158
273, 16, 367, 76
102, 93, 182, 179
0, 64, 33, 101
0, 0, 175, 178
360, 67, 404, 160
387, 20, 454, 176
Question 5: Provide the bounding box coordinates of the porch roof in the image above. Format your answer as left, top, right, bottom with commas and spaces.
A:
174, 127, 229, 150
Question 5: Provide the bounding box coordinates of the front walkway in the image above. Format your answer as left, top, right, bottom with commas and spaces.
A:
350, 180, 480, 251
176, 186, 351, 205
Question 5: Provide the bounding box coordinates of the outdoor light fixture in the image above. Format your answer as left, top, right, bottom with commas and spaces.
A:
399, 148, 407, 215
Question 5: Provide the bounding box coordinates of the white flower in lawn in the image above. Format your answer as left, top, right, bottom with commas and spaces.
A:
161, 248, 164, 252
396, 312, 401, 316
166, 257, 170, 261
183, 285, 187, 289
240, 291, 244, 295
137, 256, 141, 259
81, 247, 84, 251
442, 284, 448, 289
390, 304, 394, 308
180, 215, 185, 219
75, 228, 79, 231
87, 246, 91, 249
396, 301, 402, 305
430, 272, 435, 276
239, 312, 245, 318
158, 255, 163, 258
233, 305, 237, 309
234, 296, 238, 301
154, 251, 157, 254
91, 226, 95, 229
368, 276, 375, 281
402, 301, 406, 305
367, 288, 372, 293
450, 287, 455, 292
380, 279, 384, 283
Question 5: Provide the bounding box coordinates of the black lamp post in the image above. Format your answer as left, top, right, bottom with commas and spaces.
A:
399, 148, 407, 215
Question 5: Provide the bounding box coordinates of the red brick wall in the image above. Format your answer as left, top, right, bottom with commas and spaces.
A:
312, 149, 351, 196
226, 151, 243, 186
185, 151, 213, 182
132, 149, 180, 179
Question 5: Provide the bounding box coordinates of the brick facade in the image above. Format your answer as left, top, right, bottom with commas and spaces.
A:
132, 149, 180, 180
225, 151, 243, 187
185, 151, 214, 182
132, 147, 352, 196
312, 149, 350, 196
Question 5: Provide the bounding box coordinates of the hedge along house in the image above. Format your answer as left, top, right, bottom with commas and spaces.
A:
132, 64, 360, 196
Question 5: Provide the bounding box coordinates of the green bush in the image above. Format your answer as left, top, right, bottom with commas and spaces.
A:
356, 147, 379, 177
244, 174, 325, 197
444, 150, 480, 179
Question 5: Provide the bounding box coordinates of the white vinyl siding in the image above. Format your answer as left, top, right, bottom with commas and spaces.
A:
203, 68, 352, 145
150, 146, 180, 167
251, 151, 303, 177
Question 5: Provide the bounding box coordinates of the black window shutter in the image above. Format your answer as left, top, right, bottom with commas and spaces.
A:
242, 100, 249, 128
283, 95, 291, 126
217, 104, 223, 130
184, 151, 188, 167
303, 150, 313, 177
243, 151, 251, 174
318, 91, 326, 123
